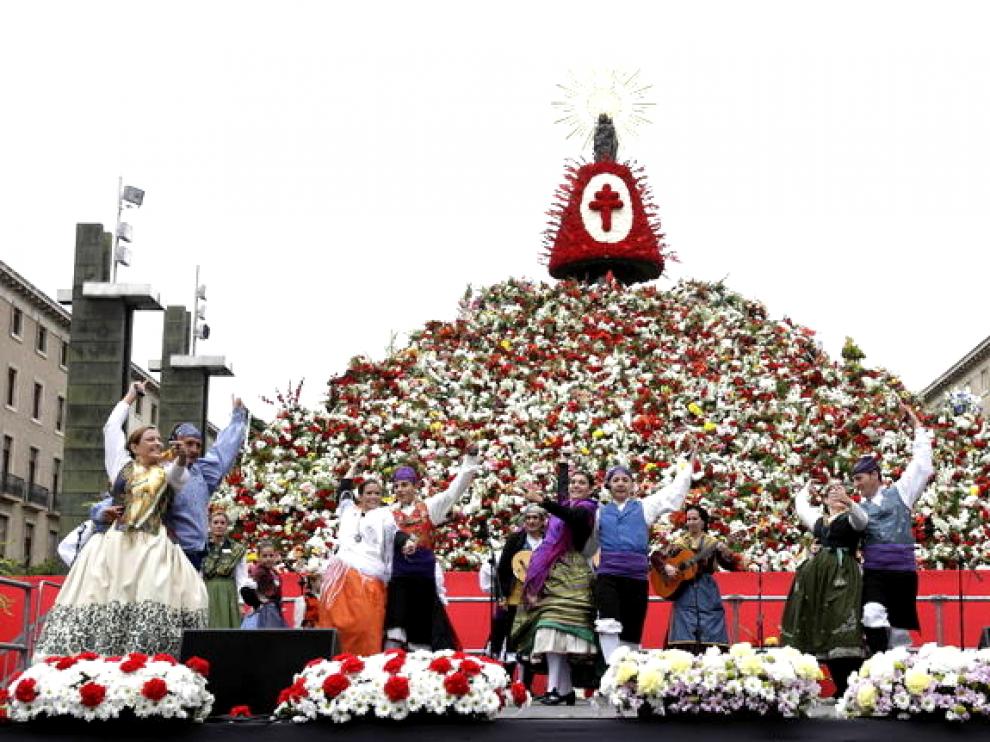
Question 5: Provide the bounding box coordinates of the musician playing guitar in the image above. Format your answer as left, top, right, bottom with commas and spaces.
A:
663, 504, 742, 651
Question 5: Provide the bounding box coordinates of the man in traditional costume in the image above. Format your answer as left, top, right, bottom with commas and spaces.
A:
594, 455, 696, 662
853, 402, 933, 654
385, 447, 481, 651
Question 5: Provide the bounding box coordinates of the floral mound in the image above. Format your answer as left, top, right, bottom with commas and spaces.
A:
599, 643, 823, 718
840, 644, 990, 721
216, 278, 990, 571
273, 650, 528, 723
5, 653, 213, 723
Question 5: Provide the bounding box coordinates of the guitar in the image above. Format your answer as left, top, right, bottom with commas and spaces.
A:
507, 550, 532, 606
649, 541, 719, 599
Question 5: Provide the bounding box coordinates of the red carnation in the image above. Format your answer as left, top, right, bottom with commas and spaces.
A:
443, 670, 471, 697
305, 658, 324, 668
141, 678, 169, 702
152, 653, 177, 665
76, 652, 99, 661
119, 657, 146, 674
14, 678, 37, 703
339, 656, 365, 674
185, 656, 210, 677
428, 657, 452, 674
383, 675, 410, 702
511, 682, 529, 706
229, 705, 252, 718
383, 654, 405, 674
55, 657, 78, 670
459, 658, 481, 677
79, 682, 106, 708
322, 673, 350, 698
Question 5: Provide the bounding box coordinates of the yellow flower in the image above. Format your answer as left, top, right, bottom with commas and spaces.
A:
729, 642, 755, 658
592, 429, 605, 439
738, 654, 764, 675
971, 485, 981, 497
666, 650, 693, 674
615, 662, 639, 685
644, 462, 657, 473
687, 402, 704, 416
637, 668, 664, 695
856, 683, 877, 709
430, 421, 443, 432
793, 656, 823, 681
703, 420, 717, 432
580, 447, 590, 455
764, 636, 779, 647
904, 668, 933, 695
500, 339, 512, 351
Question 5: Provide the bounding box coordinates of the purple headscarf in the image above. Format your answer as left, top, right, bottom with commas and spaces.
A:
392, 465, 419, 483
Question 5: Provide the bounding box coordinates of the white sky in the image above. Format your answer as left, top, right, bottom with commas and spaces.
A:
2, 1, 988, 425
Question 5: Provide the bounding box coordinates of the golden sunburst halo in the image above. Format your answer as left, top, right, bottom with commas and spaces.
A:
552, 69, 655, 150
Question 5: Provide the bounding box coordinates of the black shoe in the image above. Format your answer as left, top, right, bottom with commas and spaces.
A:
540, 689, 576, 706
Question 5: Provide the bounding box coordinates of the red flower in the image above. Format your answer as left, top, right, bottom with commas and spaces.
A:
229, 705, 252, 718
443, 671, 471, 697
322, 673, 350, 698
14, 678, 37, 703
459, 658, 482, 677
339, 656, 365, 674
185, 656, 210, 677
76, 652, 99, 661
55, 657, 78, 670
305, 658, 324, 668
510, 682, 529, 706
79, 682, 106, 708
152, 653, 177, 665
141, 678, 169, 702
383, 675, 410, 702
383, 654, 405, 674
119, 657, 146, 674
428, 657, 453, 674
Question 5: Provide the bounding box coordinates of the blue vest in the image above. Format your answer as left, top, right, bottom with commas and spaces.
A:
862, 487, 914, 546
599, 500, 650, 578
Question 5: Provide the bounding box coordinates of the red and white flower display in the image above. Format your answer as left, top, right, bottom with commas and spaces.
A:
216, 278, 990, 572
274, 649, 528, 723
5, 653, 213, 722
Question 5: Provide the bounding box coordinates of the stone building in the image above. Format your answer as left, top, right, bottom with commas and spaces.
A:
0, 260, 165, 567
920, 334, 990, 416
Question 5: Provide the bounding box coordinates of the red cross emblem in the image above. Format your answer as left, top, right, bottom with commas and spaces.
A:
589, 184, 624, 232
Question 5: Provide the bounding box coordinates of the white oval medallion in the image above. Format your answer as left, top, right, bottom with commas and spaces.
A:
579, 173, 633, 243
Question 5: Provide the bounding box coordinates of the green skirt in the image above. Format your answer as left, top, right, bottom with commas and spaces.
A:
780, 548, 864, 659
511, 550, 597, 656
206, 576, 242, 629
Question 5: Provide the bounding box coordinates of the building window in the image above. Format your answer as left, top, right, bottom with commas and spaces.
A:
23, 522, 34, 567
28, 447, 38, 489
10, 306, 22, 338
1, 435, 11, 482
151, 402, 159, 426
52, 457, 61, 494
49, 529, 59, 561
36, 325, 47, 355
56, 395, 65, 432
5, 367, 16, 408
135, 394, 143, 416
0, 515, 7, 557
32, 382, 43, 421
60, 339, 68, 368
982, 369, 989, 393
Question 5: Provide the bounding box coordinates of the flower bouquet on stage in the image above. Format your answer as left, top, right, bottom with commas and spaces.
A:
598, 643, 823, 718
274, 649, 529, 724
4, 653, 213, 723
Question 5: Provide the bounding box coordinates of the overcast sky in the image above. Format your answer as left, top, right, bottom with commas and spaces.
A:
2, 1, 988, 425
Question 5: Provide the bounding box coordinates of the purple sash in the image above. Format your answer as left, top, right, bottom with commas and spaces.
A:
863, 543, 916, 571
522, 498, 598, 605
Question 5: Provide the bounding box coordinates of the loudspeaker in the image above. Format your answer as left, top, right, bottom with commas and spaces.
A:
979, 627, 990, 649
180, 629, 338, 715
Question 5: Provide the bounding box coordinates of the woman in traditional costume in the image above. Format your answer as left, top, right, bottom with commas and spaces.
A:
317, 458, 396, 655
35, 382, 208, 657
203, 510, 248, 629
513, 456, 599, 706
664, 505, 741, 651
385, 447, 481, 651
781, 481, 867, 696
241, 540, 288, 629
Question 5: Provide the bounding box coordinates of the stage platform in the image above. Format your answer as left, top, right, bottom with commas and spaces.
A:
3, 710, 987, 742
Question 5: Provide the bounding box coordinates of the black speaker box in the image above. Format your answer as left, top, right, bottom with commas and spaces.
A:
180, 629, 338, 716
979, 627, 990, 650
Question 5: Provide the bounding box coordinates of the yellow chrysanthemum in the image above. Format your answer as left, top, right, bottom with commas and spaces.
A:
904, 668, 933, 695
856, 683, 877, 709
615, 662, 639, 685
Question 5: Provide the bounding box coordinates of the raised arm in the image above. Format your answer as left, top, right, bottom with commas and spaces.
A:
643, 454, 697, 524
892, 403, 934, 509
425, 448, 482, 524
794, 484, 820, 531
104, 382, 144, 480
196, 398, 249, 491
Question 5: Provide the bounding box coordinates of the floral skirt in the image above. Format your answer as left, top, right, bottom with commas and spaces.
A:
35, 527, 208, 658
781, 548, 864, 659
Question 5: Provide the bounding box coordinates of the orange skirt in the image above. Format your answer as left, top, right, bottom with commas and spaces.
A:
317, 565, 386, 657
